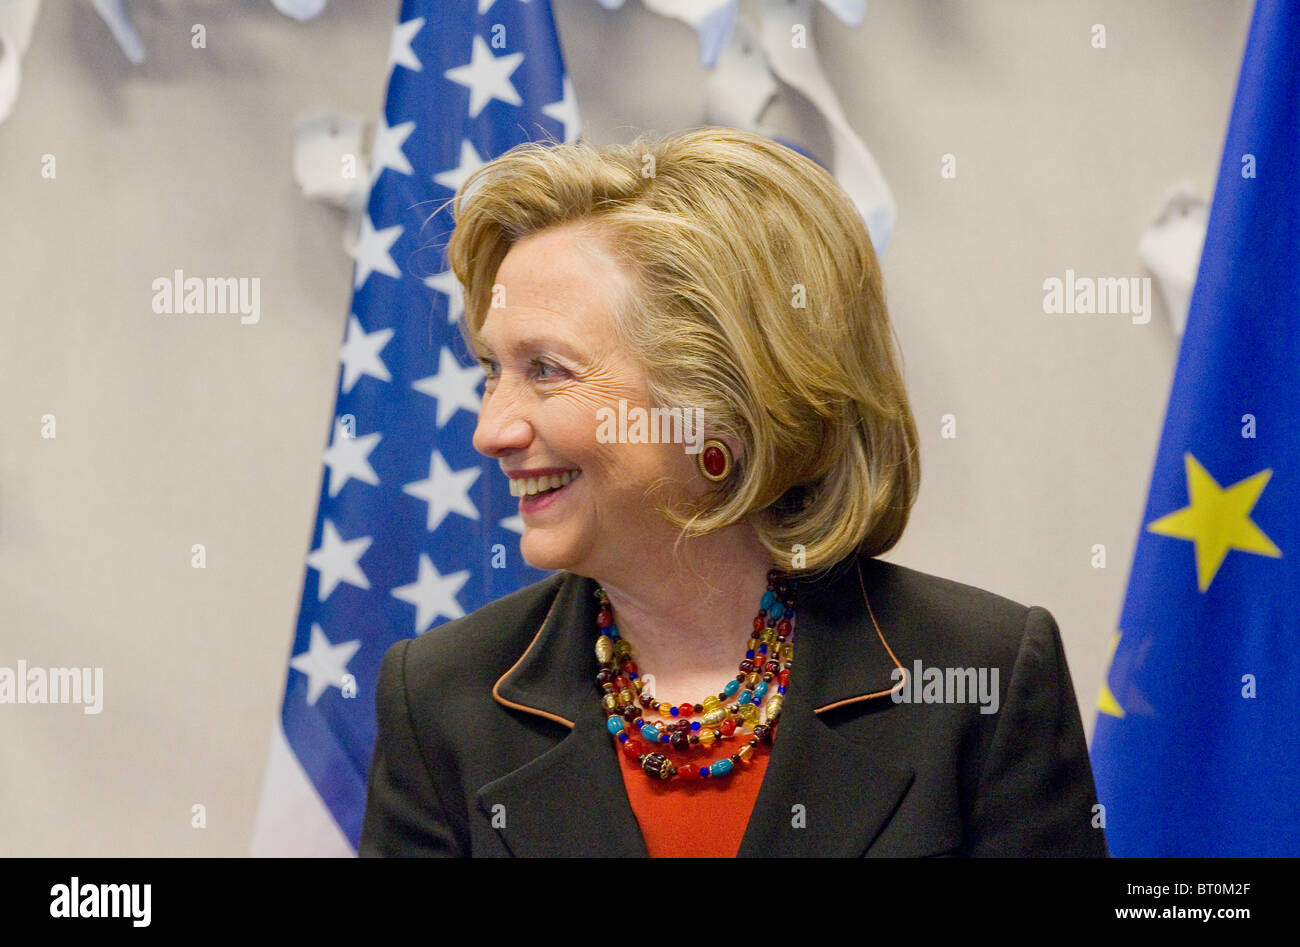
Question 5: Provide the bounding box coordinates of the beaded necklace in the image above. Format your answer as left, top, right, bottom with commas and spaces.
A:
596, 569, 797, 783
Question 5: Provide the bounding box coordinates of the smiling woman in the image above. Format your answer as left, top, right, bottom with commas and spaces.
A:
358, 127, 1108, 858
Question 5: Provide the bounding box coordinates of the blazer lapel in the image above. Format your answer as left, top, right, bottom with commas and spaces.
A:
473, 707, 649, 857
737, 554, 915, 857
477, 554, 911, 857
734, 688, 915, 856
474, 570, 648, 857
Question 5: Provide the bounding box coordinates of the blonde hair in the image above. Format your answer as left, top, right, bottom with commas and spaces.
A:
445, 126, 920, 574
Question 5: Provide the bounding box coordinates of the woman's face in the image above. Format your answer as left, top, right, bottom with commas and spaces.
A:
471, 223, 702, 580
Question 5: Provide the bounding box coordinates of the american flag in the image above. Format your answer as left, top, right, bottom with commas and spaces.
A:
253, 0, 578, 855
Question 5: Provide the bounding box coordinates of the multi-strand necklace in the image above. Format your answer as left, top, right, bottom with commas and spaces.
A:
596, 569, 797, 784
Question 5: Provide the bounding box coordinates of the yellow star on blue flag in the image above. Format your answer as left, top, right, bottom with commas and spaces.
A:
1145, 453, 1280, 592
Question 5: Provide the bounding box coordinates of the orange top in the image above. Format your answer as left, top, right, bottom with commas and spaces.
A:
616, 738, 771, 857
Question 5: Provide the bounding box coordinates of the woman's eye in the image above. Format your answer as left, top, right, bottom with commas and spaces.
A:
477, 359, 565, 384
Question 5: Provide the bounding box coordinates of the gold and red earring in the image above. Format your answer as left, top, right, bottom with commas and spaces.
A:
697, 439, 733, 482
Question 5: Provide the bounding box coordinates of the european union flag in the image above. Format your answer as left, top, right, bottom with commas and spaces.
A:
1091, 0, 1300, 856
253, 0, 576, 854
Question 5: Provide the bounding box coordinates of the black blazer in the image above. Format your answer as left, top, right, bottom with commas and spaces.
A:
359, 552, 1108, 857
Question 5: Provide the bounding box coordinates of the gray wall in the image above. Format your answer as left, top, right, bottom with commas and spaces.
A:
0, 0, 1253, 854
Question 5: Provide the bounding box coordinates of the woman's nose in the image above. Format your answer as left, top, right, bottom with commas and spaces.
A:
472, 385, 533, 458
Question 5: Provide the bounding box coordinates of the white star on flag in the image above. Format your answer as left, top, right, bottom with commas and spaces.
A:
339, 314, 393, 393
306, 519, 373, 601
391, 554, 471, 633
424, 269, 465, 324
444, 35, 525, 119
353, 214, 403, 289
370, 117, 416, 185
403, 450, 481, 532
434, 139, 488, 196
323, 419, 382, 498
412, 347, 483, 426
290, 624, 362, 706
500, 514, 525, 535
388, 16, 424, 73
541, 76, 580, 143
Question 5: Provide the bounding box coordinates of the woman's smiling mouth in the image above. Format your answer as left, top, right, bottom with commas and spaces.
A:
507, 469, 581, 511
